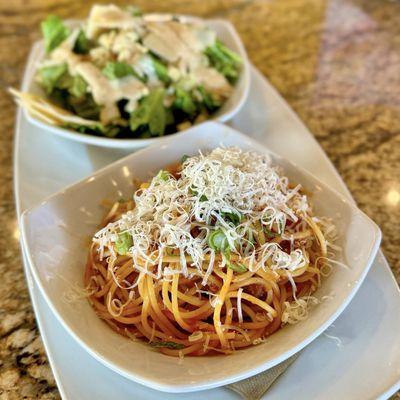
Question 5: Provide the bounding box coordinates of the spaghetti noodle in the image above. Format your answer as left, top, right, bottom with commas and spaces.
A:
84, 147, 337, 356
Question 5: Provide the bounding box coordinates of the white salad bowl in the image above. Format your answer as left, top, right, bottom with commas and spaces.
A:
21, 122, 381, 392
21, 16, 250, 150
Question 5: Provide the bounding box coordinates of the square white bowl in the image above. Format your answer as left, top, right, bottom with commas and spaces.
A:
21, 122, 381, 392
21, 16, 250, 150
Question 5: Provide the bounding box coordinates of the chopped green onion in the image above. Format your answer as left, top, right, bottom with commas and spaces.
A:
181, 154, 190, 163
156, 170, 170, 181
115, 232, 133, 255
208, 229, 228, 252
222, 250, 247, 273
277, 220, 285, 234
265, 230, 277, 239
189, 186, 207, 201
220, 211, 241, 226
226, 261, 247, 273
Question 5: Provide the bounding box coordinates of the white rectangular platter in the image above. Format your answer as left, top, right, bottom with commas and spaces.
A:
14, 64, 400, 399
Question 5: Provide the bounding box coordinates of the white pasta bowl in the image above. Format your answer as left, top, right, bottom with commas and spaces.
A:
21, 122, 381, 392
20, 16, 250, 150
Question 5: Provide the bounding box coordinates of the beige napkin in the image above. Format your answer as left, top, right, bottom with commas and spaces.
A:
227, 353, 300, 399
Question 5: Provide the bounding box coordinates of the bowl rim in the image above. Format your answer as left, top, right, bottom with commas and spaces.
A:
21, 16, 250, 149
20, 122, 382, 392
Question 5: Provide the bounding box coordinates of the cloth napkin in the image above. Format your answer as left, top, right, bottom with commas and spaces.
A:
227, 353, 300, 399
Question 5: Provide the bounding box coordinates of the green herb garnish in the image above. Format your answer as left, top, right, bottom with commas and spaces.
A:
265, 230, 277, 239
115, 232, 133, 255
156, 170, 170, 181
277, 220, 285, 234
226, 261, 247, 273
220, 211, 241, 226
181, 154, 190, 163
208, 229, 229, 252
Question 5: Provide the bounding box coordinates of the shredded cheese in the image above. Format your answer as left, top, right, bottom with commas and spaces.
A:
94, 147, 315, 285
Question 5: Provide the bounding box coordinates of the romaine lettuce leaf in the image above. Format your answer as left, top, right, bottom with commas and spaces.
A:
130, 88, 167, 136
73, 29, 90, 54
197, 85, 221, 112
150, 55, 171, 83
38, 64, 69, 94
102, 62, 142, 81
66, 93, 100, 120
204, 40, 241, 83
69, 75, 88, 98
41, 15, 70, 54
63, 122, 121, 138
173, 87, 197, 115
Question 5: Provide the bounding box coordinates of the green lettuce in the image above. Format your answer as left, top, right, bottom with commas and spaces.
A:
73, 29, 90, 54
38, 64, 69, 93
66, 93, 99, 120
68, 75, 88, 98
41, 15, 70, 54
197, 85, 221, 112
130, 88, 167, 136
205, 40, 241, 83
173, 87, 197, 115
38, 63, 96, 118
150, 55, 170, 83
102, 61, 142, 81
63, 122, 121, 138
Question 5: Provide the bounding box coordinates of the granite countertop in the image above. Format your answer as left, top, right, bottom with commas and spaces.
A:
0, 0, 399, 398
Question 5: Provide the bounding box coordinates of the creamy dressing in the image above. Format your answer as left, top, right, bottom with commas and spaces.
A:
50, 47, 149, 124
142, 21, 213, 71
86, 4, 144, 40
192, 66, 232, 97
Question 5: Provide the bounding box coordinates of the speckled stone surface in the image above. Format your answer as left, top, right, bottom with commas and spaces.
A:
0, 0, 399, 398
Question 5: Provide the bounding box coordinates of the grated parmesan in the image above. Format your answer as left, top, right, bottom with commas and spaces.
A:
94, 147, 314, 285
